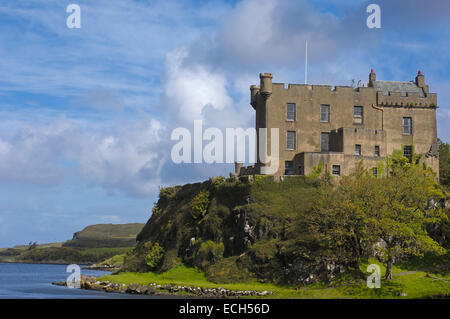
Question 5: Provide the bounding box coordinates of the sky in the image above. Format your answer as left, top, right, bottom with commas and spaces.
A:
0, 0, 449, 247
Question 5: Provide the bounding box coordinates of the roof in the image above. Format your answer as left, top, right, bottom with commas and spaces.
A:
372, 80, 425, 97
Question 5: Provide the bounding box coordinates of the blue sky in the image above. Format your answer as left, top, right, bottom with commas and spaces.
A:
0, 0, 449, 247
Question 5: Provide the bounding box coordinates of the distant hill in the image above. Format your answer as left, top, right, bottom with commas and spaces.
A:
62, 223, 144, 248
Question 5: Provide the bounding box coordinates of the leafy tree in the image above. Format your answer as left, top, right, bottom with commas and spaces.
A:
438, 138, 450, 185
144, 242, 165, 269
311, 151, 447, 280
309, 162, 377, 271
365, 150, 446, 279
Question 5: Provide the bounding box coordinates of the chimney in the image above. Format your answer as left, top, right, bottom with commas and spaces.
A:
415, 70, 429, 94
368, 68, 376, 87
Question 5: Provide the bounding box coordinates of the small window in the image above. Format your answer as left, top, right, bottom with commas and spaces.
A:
287, 103, 296, 121
354, 106, 363, 124
355, 144, 361, 156
321, 104, 330, 122
287, 131, 296, 150
332, 165, 340, 176
402, 117, 412, 135
372, 167, 378, 177
285, 161, 294, 175
321, 132, 330, 152
403, 145, 412, 161
375, 145, 380, 157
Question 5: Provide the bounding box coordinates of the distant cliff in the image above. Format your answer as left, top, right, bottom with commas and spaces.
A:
63, 223, 144, 248
1, 223, 144, 264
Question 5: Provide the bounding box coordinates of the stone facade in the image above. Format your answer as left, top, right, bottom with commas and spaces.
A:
236, 70, 439, 179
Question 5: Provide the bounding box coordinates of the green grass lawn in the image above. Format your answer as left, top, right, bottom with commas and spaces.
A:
79, 247, 133, 256
98, 259, 450, 299
97, 254, 126, 266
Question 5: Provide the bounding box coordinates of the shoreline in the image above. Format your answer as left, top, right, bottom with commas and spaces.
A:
0, 260, 93, 266
52, 275, 273, 298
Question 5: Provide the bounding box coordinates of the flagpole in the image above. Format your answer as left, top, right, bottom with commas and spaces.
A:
305, 40, 308, 85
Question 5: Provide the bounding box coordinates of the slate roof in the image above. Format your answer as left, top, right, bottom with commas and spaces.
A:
372, 81, 425, 97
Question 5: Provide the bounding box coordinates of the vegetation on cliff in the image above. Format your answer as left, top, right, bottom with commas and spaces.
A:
119, 149, 449, 292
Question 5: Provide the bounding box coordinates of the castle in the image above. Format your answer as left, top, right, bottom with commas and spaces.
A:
234, 69, 439, 179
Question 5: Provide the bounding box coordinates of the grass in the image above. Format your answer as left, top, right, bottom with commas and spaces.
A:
63, 223, 144, 248
79, 247, 133, 256
98, 254, 126, 266
98, 259, 450, 299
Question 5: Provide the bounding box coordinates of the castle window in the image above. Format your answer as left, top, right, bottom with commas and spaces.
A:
372, 167, 378, 177
403, 145, 412, 161
355, 144, 361, 156
321, 104, 330, 122
375, 145, 380, 156
287, 131, 296, 150
285, 161, 294, 175
287, 103, 296, 121
354, 106, 363, 124
321, 132, 330, 152
332, 165, 340, 176
402, 117, 412, 135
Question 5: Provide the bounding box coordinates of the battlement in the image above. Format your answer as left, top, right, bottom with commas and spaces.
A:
376, 91, 437, 107
250, 70, 438, 108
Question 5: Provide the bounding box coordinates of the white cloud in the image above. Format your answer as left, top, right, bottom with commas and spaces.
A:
163, 47, 234, 124
0, 113, 168, 197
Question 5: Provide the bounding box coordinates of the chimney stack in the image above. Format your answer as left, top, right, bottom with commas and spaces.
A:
368, 68, 376, 87
415, 70, 429, 93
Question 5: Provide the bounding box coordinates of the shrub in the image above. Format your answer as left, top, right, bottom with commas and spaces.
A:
145, 242, 165, 269
152, 203, 162, 217
205, 256, 253, 283
195, 240, 224, 269
190, 190, 210, 220
210, 176, 226, 189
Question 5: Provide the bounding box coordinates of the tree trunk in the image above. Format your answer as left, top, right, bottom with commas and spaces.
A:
385, 258, 393, 280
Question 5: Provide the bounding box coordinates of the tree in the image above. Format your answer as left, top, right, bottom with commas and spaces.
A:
309, 162, 377, 271
311, 151, 447, 280
438, 139, 450, 185
367, 150, 446, 279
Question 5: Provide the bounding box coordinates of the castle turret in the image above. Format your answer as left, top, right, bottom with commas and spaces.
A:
250, 85, 260, 108
415, 70, 429, 94
368, 68, 376, 87
235, 162, 243, 176
259, 73, 273, 98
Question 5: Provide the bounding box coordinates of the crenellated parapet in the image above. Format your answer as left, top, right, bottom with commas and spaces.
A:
376, 91, 437, 108
370, 70, 437, 108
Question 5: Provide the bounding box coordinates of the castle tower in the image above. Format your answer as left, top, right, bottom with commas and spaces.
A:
259, 73, 273, 98
250, 85, 260, 109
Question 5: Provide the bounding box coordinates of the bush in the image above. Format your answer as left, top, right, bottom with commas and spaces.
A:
205, 256, 253, 283
210, 176, 226, 189
190, 190, 210, 220
145, 242, 165, 269
152, 203, 162, 217
194, 240, 224, 269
